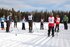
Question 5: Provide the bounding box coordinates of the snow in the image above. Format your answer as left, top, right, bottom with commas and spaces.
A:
0, 22, 70, 47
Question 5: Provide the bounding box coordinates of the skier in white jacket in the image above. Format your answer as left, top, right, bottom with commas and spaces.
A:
28, 14, 33, 33
22, 16, 25, 30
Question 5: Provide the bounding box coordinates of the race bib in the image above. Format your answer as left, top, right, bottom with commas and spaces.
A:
28, 15, 32, 20
56, 18, 60, 22
49, 17, 54, 23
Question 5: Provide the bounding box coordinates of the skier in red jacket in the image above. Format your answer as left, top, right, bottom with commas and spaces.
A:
55, 15, 60, 32
48, 13, 55, 37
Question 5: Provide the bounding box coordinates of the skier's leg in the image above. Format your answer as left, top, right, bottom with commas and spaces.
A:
1, 22, 2, 29
40, 22, 42, 29
40, 22, 43, 30
3, 22, 4, 29
8, 21, 10, 32
24, 23, 25, 30
57, 24, 59, 32
52, 27, 54, 37
29, 21, 31, 32
65, 22, 68, 29
23, 23, 25, 30
42, 23, 44, 29
15, 22, 17, 28
43, 24, 44, 29
48, 27, 51, 37
55, 25, 56, 32
64, 22, 66, 29
56, 25, 58, 32
64, 22, 67, 30
8, 21, 9, 32
30, 21, 32, 32
14, 22, 15, 27
2, 22, 4, 30
22, 23, 23, 29
1, 22, 3, 30
67, 23, 68, 29
28, 21, 30, 30
6, 21, 9, 32
16, 22, 17, 28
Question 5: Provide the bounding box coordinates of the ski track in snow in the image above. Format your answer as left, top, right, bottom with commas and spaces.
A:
0, 22, 70, 47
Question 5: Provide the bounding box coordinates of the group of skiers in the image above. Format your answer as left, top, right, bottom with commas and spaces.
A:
0, 13, 69, 37
48, 13, 60, 37
48, 13, 69, 37
0, 13, 12, 32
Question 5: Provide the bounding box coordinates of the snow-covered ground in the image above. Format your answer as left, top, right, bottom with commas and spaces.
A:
0, 22, 70, 47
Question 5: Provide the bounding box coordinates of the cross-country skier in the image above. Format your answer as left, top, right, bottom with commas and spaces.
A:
55, 15, 60, 32
48, 13, 55, 37
22, 16, 25, 30
28, 13, 33, 33
40, 16, 44, 30
6, 13, 12, 32
0, 15, 6, 30
62, 15, 69, 30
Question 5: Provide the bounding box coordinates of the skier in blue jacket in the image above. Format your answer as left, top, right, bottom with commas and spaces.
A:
0, 15, 6, 30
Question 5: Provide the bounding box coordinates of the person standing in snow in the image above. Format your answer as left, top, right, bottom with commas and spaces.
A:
55, 15, 60, 32
62, 15, 69, 30
14, 16, 18, 28
48, 13, 55, 37
28, 13, 33, 33
0, 15, 6, 30
6, 13, 12, 32
40, 16, 44, 30
22, 16, 25, 30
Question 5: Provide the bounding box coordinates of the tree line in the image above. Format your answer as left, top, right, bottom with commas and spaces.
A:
0, 8, 70, 23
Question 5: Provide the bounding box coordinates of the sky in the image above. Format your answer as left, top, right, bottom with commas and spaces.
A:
0, 0, 70, 12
